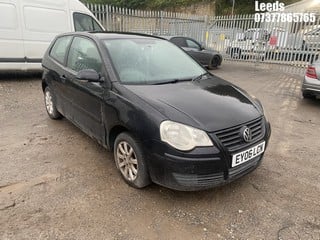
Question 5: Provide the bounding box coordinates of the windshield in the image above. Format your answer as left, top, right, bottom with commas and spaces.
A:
103, 38, 206, 85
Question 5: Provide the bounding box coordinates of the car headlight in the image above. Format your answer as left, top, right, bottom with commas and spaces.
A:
160, 120, 213, 151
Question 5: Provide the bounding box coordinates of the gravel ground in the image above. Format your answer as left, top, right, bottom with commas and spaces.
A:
0, 62, 319, 240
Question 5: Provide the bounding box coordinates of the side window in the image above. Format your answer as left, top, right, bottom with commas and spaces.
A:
50, 36, 72, 64
67, 37, 102, 73
186, 39, 200, 50
73, 13, 103, 32
170, 37, 187, 47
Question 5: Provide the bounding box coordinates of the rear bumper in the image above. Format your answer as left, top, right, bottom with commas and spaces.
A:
302, 76, 320, 96
146, 121, 271, 191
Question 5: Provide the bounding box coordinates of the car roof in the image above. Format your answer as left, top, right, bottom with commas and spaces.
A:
56, 31, 167, 41
160, 36, 189, 40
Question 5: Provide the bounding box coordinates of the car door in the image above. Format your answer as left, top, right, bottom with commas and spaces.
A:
47, 35, 73, 116
184, 38, 209, 65
64, 36, 106, 143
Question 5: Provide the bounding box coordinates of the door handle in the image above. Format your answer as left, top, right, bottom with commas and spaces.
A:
60, 75, 67, 83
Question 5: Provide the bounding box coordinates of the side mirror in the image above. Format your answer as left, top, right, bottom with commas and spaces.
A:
76, 69, 103, 82
200, 43, 205, 50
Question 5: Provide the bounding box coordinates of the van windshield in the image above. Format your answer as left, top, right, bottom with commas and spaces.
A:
74, 13, 103, 32
103, 38, 206, 85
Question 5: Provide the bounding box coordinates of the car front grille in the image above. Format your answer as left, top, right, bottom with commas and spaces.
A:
214, 117, 265, 151
228, 155, 261, 179
173, 172, 225, 188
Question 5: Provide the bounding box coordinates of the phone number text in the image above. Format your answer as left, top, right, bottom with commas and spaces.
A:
254, 13, 316, 23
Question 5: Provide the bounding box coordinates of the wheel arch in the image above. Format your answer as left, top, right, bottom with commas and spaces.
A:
108, 125, 130, 150
42, 81, 48, 92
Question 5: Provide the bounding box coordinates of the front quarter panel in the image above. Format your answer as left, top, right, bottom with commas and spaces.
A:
104, 83, 165, 148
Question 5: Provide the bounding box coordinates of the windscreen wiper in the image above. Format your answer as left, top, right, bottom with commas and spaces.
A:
151, 78, 191, 85
152, 79, 179, 85
192, 72, 211, 82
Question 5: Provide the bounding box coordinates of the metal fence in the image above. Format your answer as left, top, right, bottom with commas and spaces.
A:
87, 3, 320, 68
85, 3, 208, 43
208, 14, 320, 68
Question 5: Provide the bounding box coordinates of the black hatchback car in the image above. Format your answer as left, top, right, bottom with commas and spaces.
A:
161, 36, 222, 69
42, 32, 271, 191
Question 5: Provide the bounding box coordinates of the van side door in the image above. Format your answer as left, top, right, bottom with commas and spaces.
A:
0, 1, 24, 69
21, 4, 70, 64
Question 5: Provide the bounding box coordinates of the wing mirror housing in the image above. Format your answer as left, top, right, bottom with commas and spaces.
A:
200, 43, 206, 50
76, 69, 103, 83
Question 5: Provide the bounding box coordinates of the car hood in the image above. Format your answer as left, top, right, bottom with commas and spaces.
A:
125, 76, 261, 132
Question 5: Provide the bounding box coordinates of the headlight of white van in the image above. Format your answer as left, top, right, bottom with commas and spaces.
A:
160, 120, 213, 151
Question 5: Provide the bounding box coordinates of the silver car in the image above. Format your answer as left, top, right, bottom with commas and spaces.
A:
302, 60, 320, 99
303, 28, 320, 51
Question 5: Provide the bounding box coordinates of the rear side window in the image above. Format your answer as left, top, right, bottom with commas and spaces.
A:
186, 39, 200, 50
50, 36, 72, 64
73, 13, 103, 32
67, 37, 102, 73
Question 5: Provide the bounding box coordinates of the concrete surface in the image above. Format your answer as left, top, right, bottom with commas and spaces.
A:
0, 62, 319, 240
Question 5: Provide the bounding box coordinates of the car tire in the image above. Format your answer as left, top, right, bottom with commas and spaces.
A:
114, 132, 151, 189
44, 86, 62, 119
208, 55, 220, 70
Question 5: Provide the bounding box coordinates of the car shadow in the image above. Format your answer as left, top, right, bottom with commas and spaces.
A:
0, 72, 42, 81
140, 175, 250, 201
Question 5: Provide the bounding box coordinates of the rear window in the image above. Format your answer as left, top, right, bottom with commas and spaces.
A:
50, 36, 72, 64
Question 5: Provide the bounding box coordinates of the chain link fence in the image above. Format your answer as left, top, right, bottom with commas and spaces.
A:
87, 3, 320, 69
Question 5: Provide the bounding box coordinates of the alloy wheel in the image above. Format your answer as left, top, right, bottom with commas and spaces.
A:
45, 90, 54, 115
116, 141, 138, 181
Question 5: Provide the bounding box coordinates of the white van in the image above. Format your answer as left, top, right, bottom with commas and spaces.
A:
0, 0, 104, 71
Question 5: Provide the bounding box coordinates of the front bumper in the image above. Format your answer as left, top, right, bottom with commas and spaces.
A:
146, 120, 271, 191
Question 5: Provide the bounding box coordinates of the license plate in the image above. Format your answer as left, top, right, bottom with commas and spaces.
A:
232, 142, 265, 167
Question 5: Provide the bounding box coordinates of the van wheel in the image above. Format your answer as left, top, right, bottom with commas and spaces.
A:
44, 87, 62, 119
114, 132, 151, 188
